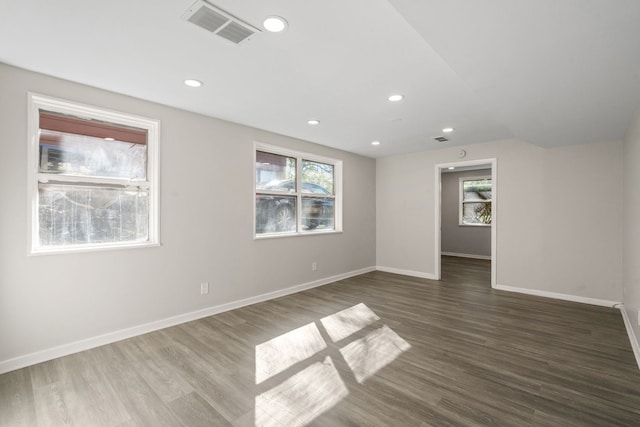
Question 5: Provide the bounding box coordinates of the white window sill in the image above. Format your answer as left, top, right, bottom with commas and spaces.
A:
254, 229, 343, 240
29, 241, 161, 256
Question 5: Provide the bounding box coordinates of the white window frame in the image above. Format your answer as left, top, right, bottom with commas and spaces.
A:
27, 93, 160, 255
459, 175, 492, 227
254, 142, 343, 238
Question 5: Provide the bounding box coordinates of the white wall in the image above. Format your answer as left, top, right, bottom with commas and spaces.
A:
441, 169, 491, 257
0, 64, 376, 369
541, 142, 623, 299
377, 138, 623, 302
623, 109, 640, 355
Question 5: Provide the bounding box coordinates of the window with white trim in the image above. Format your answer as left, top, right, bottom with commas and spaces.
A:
459, 176, 492, 226
28, 94, 159, 254
255, 144, 342, 236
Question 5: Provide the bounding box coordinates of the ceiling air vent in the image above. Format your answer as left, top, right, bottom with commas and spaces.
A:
434, 136, 449, 142
182, 0, 260, 45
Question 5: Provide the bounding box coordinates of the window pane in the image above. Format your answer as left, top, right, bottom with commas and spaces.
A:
39, 131, 147, 180
39, 110, 148, 180
256, 151, 296, 190
462, 179, 491, 202
462, 202, 492, 225
301, 197, 334, 231
256, 195, 296, 234
302, 160, 334, 194
39, 184, 149, 246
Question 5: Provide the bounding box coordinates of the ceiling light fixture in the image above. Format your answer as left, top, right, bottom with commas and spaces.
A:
263, 16, 288, 33
307, 119, 320, 125
184, 79, 203, 87
442, 127, 454, 133
448, 167, 455, 170
388, 94, 404, 102
104, 137, 115, 141
371, 141, 381, 146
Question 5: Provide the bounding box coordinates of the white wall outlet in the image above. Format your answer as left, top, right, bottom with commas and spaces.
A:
312, 261, 318, 271
637, 310, 640, 326
200, 282, 209, 295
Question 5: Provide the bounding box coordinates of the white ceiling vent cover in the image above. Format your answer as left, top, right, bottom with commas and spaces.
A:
182, 0, 260, 45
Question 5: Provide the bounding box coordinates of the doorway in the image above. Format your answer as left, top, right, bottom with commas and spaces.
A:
434, 158, 497, 288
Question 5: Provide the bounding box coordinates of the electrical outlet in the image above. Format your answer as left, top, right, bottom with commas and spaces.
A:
200, 282, 209, 295
637, 311, 640, 326
312, 261, 318, 271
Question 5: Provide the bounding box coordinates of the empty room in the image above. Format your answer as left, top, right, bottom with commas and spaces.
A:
2, 0, 640, 425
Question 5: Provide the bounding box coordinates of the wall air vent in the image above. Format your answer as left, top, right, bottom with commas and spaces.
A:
182, 0, 260, 45
434, 136, 449, 142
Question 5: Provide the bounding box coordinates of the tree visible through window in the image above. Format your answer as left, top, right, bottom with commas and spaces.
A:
255, 144, 342, 236
460, 177, 492, 226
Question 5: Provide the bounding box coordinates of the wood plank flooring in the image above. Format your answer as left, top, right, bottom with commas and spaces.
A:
2, 256, 640, 426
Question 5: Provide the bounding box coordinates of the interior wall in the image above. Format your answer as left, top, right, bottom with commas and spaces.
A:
377, 138, 623, 301
623, 109, 640, 352
0, 64, 377, 367
541, 141, 623, 299
441, 169, 491, 258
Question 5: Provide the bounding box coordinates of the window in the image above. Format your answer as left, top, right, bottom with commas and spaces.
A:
255, 143, 342, 236
460, 176, 492, 226
28, 94, 159, 254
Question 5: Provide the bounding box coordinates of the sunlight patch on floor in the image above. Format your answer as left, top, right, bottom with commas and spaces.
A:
340, 325, 412, 383
254, 303, 412, 425
255, 322, 326, 384
320, 302, 380, 343
254, 356, 348, 427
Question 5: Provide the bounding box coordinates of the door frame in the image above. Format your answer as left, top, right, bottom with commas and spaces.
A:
434, 158, 497, 287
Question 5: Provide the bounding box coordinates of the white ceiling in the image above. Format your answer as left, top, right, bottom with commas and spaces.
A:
1, 0, 639, 158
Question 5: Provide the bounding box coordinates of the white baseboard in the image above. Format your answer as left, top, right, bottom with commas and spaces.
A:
618, 304, 640, 370
376, 266, 437, 280
0, 266, 376, 375
493, 284, 620, 307
441, 251, 491, 260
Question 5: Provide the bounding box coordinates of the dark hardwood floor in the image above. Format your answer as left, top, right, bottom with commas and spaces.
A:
2, 256, 639, 426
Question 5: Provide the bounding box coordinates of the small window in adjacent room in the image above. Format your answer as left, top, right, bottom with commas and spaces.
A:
28, 94, 160, 254
459, 176, 492, 226
255, 143, 342, 237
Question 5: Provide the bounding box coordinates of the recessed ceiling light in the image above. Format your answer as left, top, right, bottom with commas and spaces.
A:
104, 137, 115, 141
307, 119, 320, 125
371, 141, 381, 146
263, 16, 288, 32
388, 94, 404, 102
184, 79, 203, 88
442, 127, 454, 133
448, 167, 455, 170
